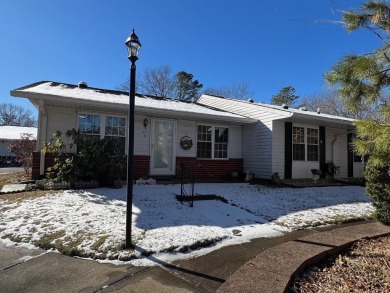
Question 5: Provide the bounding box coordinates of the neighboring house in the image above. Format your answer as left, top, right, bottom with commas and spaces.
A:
197, 94, 364, 180
0, 125, 37, 162
11, 81, 256, 180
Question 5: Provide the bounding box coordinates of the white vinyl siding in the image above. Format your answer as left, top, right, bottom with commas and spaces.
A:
134, 115, 150, 156
326, 128, 348, 178
197, 96, 289, 178
176, 120, 196, 157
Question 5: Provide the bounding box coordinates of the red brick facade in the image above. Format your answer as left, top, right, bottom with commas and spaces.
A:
32, 152, 56, 179
32, 152, 243, 180
176, 157, 243, 179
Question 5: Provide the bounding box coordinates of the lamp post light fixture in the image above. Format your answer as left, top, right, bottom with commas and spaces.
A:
125, 28, 141, 248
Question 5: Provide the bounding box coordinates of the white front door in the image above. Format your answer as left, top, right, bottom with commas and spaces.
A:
150, 119, 176, 176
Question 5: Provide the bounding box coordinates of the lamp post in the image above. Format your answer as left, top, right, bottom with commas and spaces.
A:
125, 28, 141, 248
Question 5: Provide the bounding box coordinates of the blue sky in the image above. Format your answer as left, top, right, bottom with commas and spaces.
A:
0, 0, 380, 117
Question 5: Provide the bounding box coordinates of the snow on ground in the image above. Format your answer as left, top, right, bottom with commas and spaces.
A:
0, 183, 374, 266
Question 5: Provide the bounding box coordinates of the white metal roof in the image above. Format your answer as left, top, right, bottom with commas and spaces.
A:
0, 126, 37, 140
198, 94, 356, 127
11, 81, 256, 124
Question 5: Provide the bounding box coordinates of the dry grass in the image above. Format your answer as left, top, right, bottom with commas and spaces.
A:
0, 171, 28, 187
290, 236, 390, 292
0, 172, 58, 201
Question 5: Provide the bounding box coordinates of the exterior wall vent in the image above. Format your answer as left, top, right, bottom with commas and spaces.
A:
248, 98, 254, 103
78, 81, 88, 88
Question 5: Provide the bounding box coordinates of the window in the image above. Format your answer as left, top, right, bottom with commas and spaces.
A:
105, 116, 126, 155
78, 114, 101, 142
307, 128, 318, 161
292, 126, 319, 161
214, 127, 229, 158
197, 125, 229, 159
78, 113, 126, 154
293, 127, 305, 161
197, 125, 212, 158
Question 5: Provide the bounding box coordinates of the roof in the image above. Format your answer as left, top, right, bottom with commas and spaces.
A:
11, 81, 256, 125
198, 94, 356, 127
0, 126, 37, 140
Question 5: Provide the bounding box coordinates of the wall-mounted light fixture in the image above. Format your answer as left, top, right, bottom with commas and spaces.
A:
143, 118, 148, 129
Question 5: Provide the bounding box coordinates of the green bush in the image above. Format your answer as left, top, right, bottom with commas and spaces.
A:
42, 129, 126, 187
365, 160, 390, 224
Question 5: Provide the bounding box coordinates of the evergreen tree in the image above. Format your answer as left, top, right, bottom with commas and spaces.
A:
270, 86, 300, 106
175, 71, 203, 101
325, 0, 390, 223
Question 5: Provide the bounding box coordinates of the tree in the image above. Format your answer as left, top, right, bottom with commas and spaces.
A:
0, 103, 37, 127
9, 133, 36, 174
175, 71, 203, 101
118, 66, 203, 100
301, 90, 381, 119
325, 0, 390, 223
270, 86, 300, 106
203, 83, 252, 100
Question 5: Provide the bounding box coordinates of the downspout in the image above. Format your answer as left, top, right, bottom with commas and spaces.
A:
331, 135, 338, 163
38, 100, 47, 176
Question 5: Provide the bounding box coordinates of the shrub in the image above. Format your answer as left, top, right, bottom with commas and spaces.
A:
9, 133, 36, 174
42, 129, 126, 187
365, 160, 390, 224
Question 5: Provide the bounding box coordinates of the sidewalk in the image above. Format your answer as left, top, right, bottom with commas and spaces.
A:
1, 221, 389, 293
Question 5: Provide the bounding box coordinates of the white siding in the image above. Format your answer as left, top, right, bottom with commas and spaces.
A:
198, 96, 289, 179
228, 125, 242, 158
134, 115, 150, 156
326, 128, 348, 178
272, 120, 285, 179
292, 161, 320, 179
176, 120, 196, 157
45, 107, 77, 150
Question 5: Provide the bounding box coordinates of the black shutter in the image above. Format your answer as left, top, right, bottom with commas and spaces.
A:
319, 126, 326, 178
285, 122, 292, 179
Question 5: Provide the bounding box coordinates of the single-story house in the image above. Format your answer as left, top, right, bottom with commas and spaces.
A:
10, 81, 364, 181
0, 125, 37, 163
11, 81, 256, 180
197, 94, 364, 180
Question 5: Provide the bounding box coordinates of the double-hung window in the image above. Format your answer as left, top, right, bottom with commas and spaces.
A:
105, 116, 126, 155
78, 114, 101, 142
197, 125, 229, 159
292, 126, 318, 161
78, 113, 126, 155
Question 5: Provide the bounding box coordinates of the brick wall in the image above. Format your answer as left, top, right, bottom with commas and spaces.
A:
32, 152, 56, 180
176, 157, 243, 179
32, 153, 243, 180
133, 155, 150, 178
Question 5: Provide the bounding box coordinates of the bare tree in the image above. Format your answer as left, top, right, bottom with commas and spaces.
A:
203, 83, 252, 100
0, 103, 37, 127
301, 90, 382, 119
118, 65, 176, 98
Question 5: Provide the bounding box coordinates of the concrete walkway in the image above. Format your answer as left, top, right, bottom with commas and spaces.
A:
0, 221, 389, 293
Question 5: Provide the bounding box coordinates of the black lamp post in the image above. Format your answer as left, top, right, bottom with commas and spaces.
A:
125, 28, 141, 248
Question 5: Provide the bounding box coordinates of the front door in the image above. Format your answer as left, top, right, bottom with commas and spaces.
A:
150, 119, 176, 176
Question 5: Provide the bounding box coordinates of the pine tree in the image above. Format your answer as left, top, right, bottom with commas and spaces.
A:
325, 0, 390, 223
270, 86, 300, 107
175, 71, 203, 101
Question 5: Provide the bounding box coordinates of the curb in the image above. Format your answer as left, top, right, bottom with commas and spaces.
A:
217, 221, 390, 293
